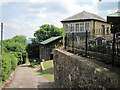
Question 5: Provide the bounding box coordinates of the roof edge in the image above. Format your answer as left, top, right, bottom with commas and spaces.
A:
61, 19, 108, 24
40, 36, 62, 45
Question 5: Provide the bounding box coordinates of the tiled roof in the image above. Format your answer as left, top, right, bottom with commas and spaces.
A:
40, 36, 62, 45
61, 11, 106, 22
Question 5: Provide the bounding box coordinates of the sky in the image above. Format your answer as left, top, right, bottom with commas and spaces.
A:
0, 0, 119, 40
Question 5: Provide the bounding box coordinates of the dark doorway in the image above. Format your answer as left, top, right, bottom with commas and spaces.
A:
50, 54, 53, 60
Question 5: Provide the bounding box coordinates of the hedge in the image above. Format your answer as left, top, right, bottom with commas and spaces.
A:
2, 53, 18, 81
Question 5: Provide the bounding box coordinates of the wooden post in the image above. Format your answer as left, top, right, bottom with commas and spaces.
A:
1, 23, 3, 55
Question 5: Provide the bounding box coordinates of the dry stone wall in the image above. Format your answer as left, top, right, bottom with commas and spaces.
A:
53, 49, 120, 89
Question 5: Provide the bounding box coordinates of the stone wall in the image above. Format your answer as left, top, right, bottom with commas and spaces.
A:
53, 49, 120, 89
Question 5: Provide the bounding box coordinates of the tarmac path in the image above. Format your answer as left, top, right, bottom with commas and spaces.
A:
4, 64, 54, 88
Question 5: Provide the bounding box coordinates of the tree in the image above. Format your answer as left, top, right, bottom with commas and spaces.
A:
33, 24, 62, 43
26, 24, 62, 59
3, 35, 27, 64
3, 35, 27, 53
26, 42, 39, 59
13, 35, 26, 44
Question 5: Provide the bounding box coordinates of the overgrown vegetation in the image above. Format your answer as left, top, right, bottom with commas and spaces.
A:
2, 35, 27, 81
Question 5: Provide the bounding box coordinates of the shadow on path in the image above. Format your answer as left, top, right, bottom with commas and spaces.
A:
37, 82, 55, 88
37, 67, 54, 75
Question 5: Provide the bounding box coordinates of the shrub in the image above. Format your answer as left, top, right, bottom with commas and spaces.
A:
10, 54, 18, 70
2, 54, 12, 81
2, 53, 18, 81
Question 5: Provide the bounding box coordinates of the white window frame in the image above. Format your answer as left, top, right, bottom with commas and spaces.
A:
66, 22, 90, 33
75, 23, 79, 32
85, 22, 90, 32
79, 23, 84, 32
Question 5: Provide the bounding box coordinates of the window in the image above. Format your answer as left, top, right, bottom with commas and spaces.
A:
70, 24, 72, 32
85, 23, 89, 31
66, 22, 90, 33
68, 24, 70, 32
73, 24, 75, 32
80, 23, 84, 32
66, 24, 69, 33
76, 23, 79, 32
70, 24, 74, 32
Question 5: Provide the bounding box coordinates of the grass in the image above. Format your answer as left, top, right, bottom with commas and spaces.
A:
37, 60, 54, 81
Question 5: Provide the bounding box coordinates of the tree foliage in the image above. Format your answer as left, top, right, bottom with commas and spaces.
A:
26, 43, 39, 59
3, 35, 27, 53
13, 35, 26, 44
32, 24, 62, 43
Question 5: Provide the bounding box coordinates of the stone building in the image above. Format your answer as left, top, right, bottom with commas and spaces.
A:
61, 11, 111, 46
39, 36, 62, 61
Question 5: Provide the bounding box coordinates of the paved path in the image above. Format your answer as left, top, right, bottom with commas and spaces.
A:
5, 64, 54, 88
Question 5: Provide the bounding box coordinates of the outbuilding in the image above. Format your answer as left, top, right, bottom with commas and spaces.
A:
39, 36, 62, 61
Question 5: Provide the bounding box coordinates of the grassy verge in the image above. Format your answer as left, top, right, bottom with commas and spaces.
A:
36, 60, 54, 81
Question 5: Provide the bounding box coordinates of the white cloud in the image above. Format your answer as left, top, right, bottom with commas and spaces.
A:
106, 9, 117, 14
2, 0, 120, 3
29, 0, 45, 3
4, 18, 36, 39
0, 1, 7, 6
0, 1, 91, 39
36, 13, 46, 19
92, 0, 119, 3
57, 0, 99, 19
101, 0, 119, 2
2, 0, 62, 3
92, 0, 98, 4
28, 8, 35, 12
2, 0, 117, 39
0, 2, 3, 5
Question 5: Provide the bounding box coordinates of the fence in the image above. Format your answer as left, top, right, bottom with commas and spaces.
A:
65, 29, 120, 66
